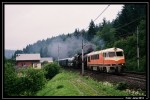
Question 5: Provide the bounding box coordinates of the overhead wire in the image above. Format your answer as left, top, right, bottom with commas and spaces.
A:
115, 16, 143, 31
83, 4, 110, 45
114, 16, 145, 37
85, 4, 110, 30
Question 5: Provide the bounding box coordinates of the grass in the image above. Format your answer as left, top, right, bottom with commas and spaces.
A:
36, 69, 146, 96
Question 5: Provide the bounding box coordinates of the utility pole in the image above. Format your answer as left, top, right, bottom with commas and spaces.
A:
58, 44, 60, 65
82, 33, 84, 75
137, 26, 139, 70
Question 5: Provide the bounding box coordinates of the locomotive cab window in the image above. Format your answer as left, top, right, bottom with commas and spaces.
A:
88, 57, 90, 62
116, 51, 123, 56
103, 53, 105, 57
108, 52, 116, 57
91, 54, 99, 60
103, 52, 108, 57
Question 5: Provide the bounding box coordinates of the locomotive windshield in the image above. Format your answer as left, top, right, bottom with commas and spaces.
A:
116, 51, 123, 56
108, 51, 123, 57
108, 52, 115, 57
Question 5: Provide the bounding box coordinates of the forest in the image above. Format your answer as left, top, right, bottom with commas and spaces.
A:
13, 4, 146, 72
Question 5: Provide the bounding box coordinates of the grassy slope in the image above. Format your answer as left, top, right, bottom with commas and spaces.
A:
36, 69, 145, 96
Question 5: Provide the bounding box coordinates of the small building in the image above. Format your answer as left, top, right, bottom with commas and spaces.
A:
16, 54, 41, 69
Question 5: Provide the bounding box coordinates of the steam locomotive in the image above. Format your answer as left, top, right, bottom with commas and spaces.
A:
59, 47, 126, 73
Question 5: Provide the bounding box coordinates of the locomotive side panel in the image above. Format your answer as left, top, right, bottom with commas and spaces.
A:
87, 48, 126, 73
87, 52, 105, 71
87, 53, 104, 66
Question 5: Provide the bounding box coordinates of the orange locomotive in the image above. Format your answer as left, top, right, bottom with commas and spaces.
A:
86, 47, 125, 73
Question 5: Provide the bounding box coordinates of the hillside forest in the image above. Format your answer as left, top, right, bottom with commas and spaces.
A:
13, 4, 147, 72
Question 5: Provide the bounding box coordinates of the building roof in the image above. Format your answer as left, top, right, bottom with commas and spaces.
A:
40, 57, 53, 62
16, 54, 40, 61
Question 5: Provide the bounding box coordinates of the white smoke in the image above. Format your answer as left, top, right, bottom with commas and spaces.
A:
47, 35, 97, 60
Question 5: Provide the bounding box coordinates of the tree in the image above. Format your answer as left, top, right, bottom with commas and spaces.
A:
4, 61, 17, 96
96, 20, 115, 48
87, 20, 96, 41
113, 4, 146, 39
73, 28, 80, 38
80, 29, 86, 39
13, 50, 24, 58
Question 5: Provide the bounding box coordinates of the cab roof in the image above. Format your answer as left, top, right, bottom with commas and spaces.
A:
87, 47, 123, 56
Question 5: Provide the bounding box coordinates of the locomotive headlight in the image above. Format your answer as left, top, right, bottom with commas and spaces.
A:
122, 64, 124, 65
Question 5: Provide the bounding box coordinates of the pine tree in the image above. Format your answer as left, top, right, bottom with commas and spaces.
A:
87, 20, 96, 41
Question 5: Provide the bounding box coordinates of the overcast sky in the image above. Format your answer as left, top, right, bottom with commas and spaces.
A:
5, 4, 123, 50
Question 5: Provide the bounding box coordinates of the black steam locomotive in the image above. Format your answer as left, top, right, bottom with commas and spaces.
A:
58, 53, 87, 69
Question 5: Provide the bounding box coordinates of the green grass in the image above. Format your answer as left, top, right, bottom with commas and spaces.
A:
36, 69, 145, 96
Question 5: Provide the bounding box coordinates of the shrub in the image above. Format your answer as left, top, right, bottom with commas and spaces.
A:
4, 61, 46, 96
4, 62, 17, 96
41, 61, 49, 66
57, 85, 64, 89
17, 67, 46, 95
126, 59, 137, 71
115, 82, 128, 90
139, 56, 146, 72
43, 62, 61, 79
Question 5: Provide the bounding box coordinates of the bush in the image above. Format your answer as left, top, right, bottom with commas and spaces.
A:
41, 61, 49, 66
4, 65, 46, 96
139, 56, 146, 72
126, 59, 137, 71
4, 62, 17, 96
17, 67, 46, 95
43, 62, 60, 79
115, 82, 128, 90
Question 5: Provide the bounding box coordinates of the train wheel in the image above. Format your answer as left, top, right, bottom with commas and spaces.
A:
115, 66, 121, 73
99, 67, 103, 72
118, 66, 121, 73
103, 67, 107, 72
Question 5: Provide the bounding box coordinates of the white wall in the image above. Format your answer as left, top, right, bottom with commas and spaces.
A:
33, 63, 41, 69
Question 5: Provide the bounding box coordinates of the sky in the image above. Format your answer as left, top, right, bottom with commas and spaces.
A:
5, 4, 123, 50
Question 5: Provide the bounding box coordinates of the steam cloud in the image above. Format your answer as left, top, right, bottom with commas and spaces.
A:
47, 35, 97, 59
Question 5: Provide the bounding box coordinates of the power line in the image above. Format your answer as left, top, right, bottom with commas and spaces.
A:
114, 16, 145, 38
85, 4, 110, 30
81, 5, 110, 75
93, 5, 110, 22
115, 16, 143, 31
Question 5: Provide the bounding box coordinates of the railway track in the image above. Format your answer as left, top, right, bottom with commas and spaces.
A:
124, 76, 146, 82
63, 67, 146, 90
120, 73, 146, 82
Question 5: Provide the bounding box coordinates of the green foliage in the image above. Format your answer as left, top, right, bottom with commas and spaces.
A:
113, 30, 146, 72
96, 20, 115, 48
73, 28, 80, 38
113, 4, 146, 38
16, 68, 46, 95
138, 20, 146, 58
139, 56, 146, 72
41, 61, 49, 66
43, 62, 61, 79
4, 62, 17, 96
97, 23, 115, 42
87, 20, 96, 41
126, 59, 137, 71
4, 60, 46, 96
5, 58, 15, 65
115, 82, 128, 90
57, 85, 64, 89
37, 69, 145, 96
